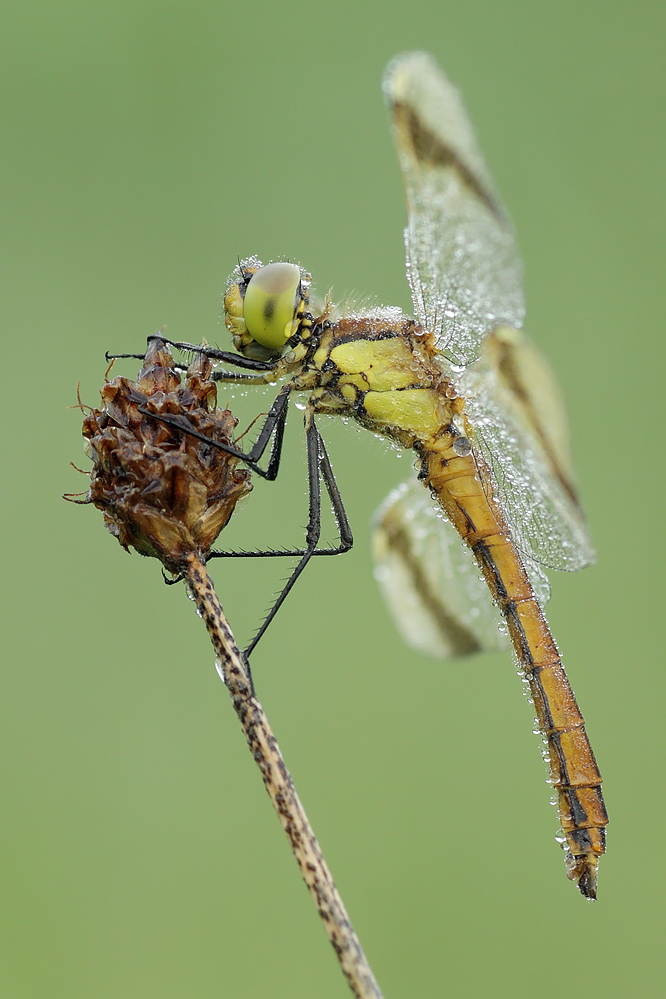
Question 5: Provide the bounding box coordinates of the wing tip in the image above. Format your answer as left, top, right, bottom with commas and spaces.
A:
383, 51, 438, 101
383, 52, 460, 118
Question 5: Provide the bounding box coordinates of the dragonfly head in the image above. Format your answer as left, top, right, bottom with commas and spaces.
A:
224, 257, 313, 360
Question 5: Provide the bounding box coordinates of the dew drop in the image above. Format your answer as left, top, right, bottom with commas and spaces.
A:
453, 436, 472, 457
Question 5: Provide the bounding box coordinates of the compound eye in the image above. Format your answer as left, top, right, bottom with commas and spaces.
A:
242, 262, 302, 350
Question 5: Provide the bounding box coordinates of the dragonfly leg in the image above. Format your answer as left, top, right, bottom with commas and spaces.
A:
106, 332, 281, 377
136, 383, 291, 480
208, 423, 353, 561
316, 431, 354, 555
241, 416, 351, 660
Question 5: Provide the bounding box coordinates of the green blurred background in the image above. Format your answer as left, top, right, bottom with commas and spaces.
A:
2, 2, 664, 996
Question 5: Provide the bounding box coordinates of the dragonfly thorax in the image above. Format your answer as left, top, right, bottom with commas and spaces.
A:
302, 313, 462, 449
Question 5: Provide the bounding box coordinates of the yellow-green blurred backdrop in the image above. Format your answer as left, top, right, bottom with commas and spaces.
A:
2, 2, 664, 996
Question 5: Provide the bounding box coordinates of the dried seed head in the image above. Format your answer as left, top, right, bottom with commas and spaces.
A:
77, 337, 251, 572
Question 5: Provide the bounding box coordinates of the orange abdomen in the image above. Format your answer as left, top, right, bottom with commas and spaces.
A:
421, 433, 607, 898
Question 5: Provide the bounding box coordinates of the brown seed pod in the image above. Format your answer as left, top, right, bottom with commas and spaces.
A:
75, 337, 251, 573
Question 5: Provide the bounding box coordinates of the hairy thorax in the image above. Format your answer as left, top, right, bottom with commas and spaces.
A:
292, 312, 462, 448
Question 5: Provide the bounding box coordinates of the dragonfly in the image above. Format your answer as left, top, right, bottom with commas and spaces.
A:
125, 52, 607, 898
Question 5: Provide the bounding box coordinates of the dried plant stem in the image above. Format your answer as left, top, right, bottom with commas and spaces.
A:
183, 552, 384, 999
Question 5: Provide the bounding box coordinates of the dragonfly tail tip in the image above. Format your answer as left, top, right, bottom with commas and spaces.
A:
573, 859, 598, 900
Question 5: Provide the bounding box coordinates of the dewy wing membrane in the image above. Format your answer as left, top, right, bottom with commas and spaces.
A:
373, 476, 510, 659
384, 51, 525, 366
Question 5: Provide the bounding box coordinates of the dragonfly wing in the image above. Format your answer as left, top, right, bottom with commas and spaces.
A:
460, 326, 596, 572
372, 476, 511, 660
383, 52, 525, 366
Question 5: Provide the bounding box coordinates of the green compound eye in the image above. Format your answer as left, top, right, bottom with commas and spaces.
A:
243, 262, 303, 350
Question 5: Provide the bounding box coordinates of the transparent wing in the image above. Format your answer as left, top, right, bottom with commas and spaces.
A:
372, 477, 511, 660
459, 327, 596, 572
383, 52, 525, 366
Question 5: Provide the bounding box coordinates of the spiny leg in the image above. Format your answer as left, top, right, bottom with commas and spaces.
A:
106, 332, 281, 378
150, 335, 279, 373
208, 425, 353, 567
137, 382, 291, 480
241, 416, 352, 660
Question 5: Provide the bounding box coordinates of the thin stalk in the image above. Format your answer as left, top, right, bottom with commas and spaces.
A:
183, 552, 384, 999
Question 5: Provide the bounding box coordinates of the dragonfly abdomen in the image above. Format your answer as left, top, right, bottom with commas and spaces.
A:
421, 436, 608, 898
